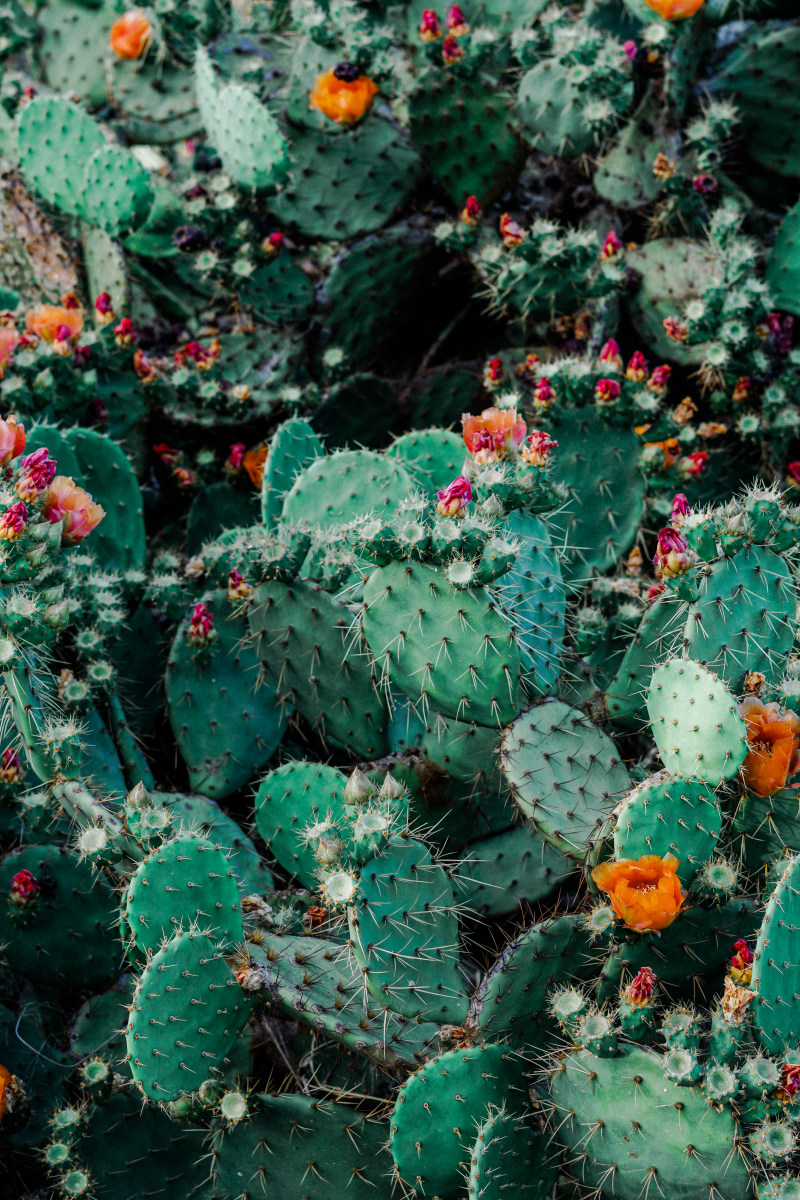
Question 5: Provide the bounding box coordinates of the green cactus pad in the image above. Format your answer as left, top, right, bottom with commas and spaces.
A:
599, 898, 759, 998
546, 411, 646, 583
409, 69, 522, 207
502, 701, 631, 860
38, 0, 114, 108
766, 197, 800, 317
106, 58, 201, 144
248, 933, 439, 1070
468, 913, 589, 1048
457, 825, 573, 917
0, 843, 120, 990
70, 974, 134, 1062
613, 771, 721, 884
17, 95, 105, 220
626, 237, 713, 364
417, 709, 503, 785
161, 791, 273, 894
83, 144, 154, 236
123, 831, 243, 958
254, 761, 348, 886
210, 1093, 390, 1199
78, 1091, 210, 1200
363, 559, 521, 726
166, 589, 287, 799
281, 448, 414, 530
261, 417, 324, 529
501, 509, 565, 695
682, 546, 796, 692
349, 836, 468, 1022
269, 117, 420, 241
388, 428, 466, 498
549, 1044, 751, 1200
709, 24, 800, 181
126, 929, 253, 1102
730, 788, 800, 874
752, 854, 800, 1055
647, 658, 748, 785
389, 1044, 526, 1197
239, 250, 315, 325
319, 222, 433, 366
468, 1106, 557, 1200
249, 578, 390, 759
65, 427, 147, 573
606, 593, 683, 730
195, 47, 289, 192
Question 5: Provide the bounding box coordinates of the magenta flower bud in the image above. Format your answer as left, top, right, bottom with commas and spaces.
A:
595, 378, 621, 405
598, 338, 622, 369
626, 350, 649, 382
671, 493, 691, 523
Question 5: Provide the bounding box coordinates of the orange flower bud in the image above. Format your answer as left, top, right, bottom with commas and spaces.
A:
309, 65, 378, 126
110, 10, 152, 60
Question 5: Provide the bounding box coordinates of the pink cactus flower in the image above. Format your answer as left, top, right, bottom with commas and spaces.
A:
682, 450, 709, 477
0, 327, 20, 377
41, 476, 106, 545
227, 569, 253, 601
15, 448, 56, 501
0, 415, 25, 466
623, 40, 637, 61
436, 475, 473, 516
499, 213, 524, 247
462, 406, 526, 461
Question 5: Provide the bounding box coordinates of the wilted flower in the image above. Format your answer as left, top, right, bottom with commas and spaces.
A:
441, 34, 463, 63
227, 569, 253, 602
436, 475, 472, 516
682, 450, 709, 477
499, 214, 524, 248
671, 493, 690, 523
0, 501, 27, 541
188, 602, 216, 648
648, 364, 672, 394
26, 305, 82, 345
460, 195, 481, 226
521, 430, 558, 466
16, 448, 56, 501
243, 445, 268, 488
653, 526, 690, 582
0, 749, 22, 785
624, 965, 657, 1002
663, 317, 688, 342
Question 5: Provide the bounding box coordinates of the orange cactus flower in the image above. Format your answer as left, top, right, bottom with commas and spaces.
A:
110, 11, 152, 60
243, 445, 268, 488
644, 0, 704, 17
591, 854, 687, 933
461, 406, 526, 461
740, 696, 800, 798
25, 305, 83, 345
41, 476, 105, 546
0, 415, 25, 466
309, 64, 378, 126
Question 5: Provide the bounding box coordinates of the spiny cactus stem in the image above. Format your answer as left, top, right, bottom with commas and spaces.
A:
2, 664, 50, 783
